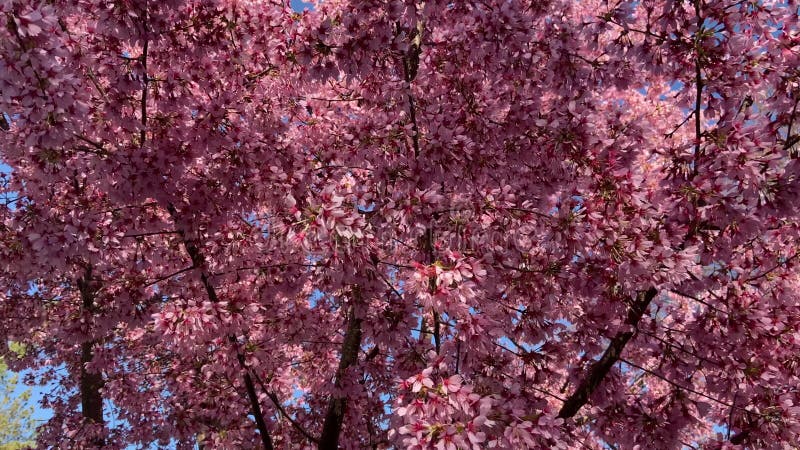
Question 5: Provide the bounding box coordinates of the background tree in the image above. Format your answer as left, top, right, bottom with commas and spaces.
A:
0, 344, 36, 450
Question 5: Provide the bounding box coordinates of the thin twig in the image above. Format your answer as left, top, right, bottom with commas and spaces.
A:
620, 358, 738, 409
745, 252, 800, 283
669, 289, 729, 316
264, 391, 320, 444
123, 230, 180, 238
144, 266, 195, 288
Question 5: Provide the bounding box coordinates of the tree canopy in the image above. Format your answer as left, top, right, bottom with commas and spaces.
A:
2, 0, 800, 448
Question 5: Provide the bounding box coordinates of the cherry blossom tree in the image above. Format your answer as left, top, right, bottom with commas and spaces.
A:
2, 0, 800, 448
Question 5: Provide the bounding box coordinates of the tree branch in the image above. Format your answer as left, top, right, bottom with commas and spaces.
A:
619, 358, 734, 408
266, 391, 320, 444
692, 0, 704, 177
243, 350, 322, 444
665, 111, 695, 139
557, 287, 658, 419
782, 96, 799, 153
669, 289, 729, 316
745, 251, 800, 283
140, 37, 149, 147
143, 266, 195, 288
401, 4, 424, 158
318, 287, 364, 450
166, 204, 274, 450
423, 227, 441, 354
638, 328, 723, 368
124, 230, 180, 238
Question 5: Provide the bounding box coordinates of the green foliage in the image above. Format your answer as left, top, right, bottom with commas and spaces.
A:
0, 346, 36, 449
0, 443, 35, 450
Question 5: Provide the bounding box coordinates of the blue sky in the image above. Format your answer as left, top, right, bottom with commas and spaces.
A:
290, 0, 313, 11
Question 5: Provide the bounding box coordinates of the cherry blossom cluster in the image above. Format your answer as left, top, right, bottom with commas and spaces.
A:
1, 0, 800, 448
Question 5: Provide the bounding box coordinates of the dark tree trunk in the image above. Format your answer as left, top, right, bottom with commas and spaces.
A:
318, 291, 363, 450
77, 269, 105, 446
